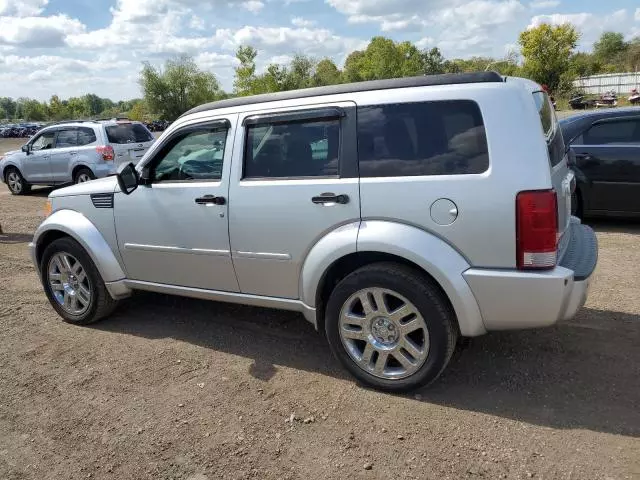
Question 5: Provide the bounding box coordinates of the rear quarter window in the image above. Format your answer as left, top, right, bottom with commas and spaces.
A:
105, 123, 153, 144
357, 100, 489, 177
533, 91, 565, 167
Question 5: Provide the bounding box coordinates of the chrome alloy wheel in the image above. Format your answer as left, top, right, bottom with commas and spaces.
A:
47, 252, 92, 315
76, 173, 92, 183
339, 288, 430, 380
7, 171, 22, 193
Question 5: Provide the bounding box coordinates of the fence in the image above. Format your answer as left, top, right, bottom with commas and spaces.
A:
573, 72, 640, 95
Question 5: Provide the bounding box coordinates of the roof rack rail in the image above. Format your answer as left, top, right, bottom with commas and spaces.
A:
49, 119, 98, 126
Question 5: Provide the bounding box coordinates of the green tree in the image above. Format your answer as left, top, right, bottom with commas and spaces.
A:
234, 46, 258, 96
622, 37, 640, 71
593, 32, 628, 64
568, 52, 602, 78
519, 23, 580, 92
0, 97, 17, 119
0, 105, 6, 120
48, 95, 70, 120
128, 100, 149, 121
313, 58, 342, 86
140, 55, 223, 120
283, 54, 315, 90
422, 47, 447, 75
16, 98, 47, 121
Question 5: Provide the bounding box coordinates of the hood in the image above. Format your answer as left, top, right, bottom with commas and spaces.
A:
50, 176, 118, 198
1, 149, 20, 159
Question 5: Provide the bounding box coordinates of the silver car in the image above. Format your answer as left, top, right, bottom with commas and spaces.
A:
0, 120, 154, 195
29, 73, 598, 391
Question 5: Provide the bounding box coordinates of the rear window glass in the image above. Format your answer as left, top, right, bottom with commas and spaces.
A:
533, 91, 565, 167
56, 129, 77, 148
77, 127, 97, 146
105, 123, 153, 144
357, 100, 489, 177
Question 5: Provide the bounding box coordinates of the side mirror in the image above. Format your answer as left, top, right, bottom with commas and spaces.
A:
21, 144, 30, 154
116, 162, 139, 195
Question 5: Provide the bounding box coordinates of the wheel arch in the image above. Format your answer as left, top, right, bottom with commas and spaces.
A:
71, 164, 94, 181
33, 209, 126, 283
301, 220, 487, 337
2, 162, 21, 180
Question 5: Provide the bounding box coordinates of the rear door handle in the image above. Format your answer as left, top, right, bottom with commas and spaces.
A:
311, 193, 350, 205
195, 195, 226, 205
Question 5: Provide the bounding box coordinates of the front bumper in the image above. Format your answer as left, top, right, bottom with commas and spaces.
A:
463, 222, 598, 331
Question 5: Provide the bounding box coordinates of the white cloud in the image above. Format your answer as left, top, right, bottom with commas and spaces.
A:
635, 8, 640, 22
189, 15, 205, 30
415, 36, 435, 49
0, 15, 85, 47
241, 0, 264, 13
291, 17, 315, 27
529, 0, 559, 9
0, 0, 48, 17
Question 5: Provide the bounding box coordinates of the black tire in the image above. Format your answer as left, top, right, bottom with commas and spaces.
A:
5, 167, 31, 195
40, 237, 118, 325
74, 167, 95, 184
325, 262, 458, 392
571, 190, 583, 218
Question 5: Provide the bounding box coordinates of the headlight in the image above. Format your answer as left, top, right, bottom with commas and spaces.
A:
44, 199, 52, 217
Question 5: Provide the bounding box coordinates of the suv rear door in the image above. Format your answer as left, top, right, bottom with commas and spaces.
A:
50, 127, 78, 183
104, 122, 155, 167
571, 116, 640, 214
228, 102, 360, 299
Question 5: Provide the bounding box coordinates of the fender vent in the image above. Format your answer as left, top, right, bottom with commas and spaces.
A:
91, 193, 114, 209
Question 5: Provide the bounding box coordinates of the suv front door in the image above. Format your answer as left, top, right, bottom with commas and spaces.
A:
228, 102, 360, 299
114, 116, 239, 292
22, 130, 55, 183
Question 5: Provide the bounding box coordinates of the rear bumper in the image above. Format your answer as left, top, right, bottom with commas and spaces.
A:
463, 221, 597, 331
93, 163, 117, 178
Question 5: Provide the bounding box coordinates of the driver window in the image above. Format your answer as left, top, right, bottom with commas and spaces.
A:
152, 127, 227, 182
31, 131, 56, 151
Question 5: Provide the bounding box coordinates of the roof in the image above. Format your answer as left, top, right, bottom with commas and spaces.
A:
182, 71, 504, 117
559, 107, 640, 125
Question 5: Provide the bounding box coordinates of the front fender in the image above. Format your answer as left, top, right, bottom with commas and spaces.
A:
347, 221, 486, 336
31, 209, 126, 283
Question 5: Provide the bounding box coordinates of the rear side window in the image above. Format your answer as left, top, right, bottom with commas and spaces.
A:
357, 100, 488, 177
77, 127, 97, 146
583, 119, 640, 145
244, 119, 339, 179
533, 91, 565, 167
105, 123, 153, 144
55, 129, 78, 148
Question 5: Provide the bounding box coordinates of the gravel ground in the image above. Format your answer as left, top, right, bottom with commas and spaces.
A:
0, 148, 639, 480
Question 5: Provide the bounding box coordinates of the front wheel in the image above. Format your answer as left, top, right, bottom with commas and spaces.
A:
40, 237, 118, 325
325, 263, 458, 392
5, 167, 31, 195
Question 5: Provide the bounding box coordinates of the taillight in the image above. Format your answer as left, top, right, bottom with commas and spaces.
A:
516, 190, 558, 270
96, 145, 114, 161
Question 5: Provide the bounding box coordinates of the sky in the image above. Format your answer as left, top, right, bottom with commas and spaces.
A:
0, 0, 639, 101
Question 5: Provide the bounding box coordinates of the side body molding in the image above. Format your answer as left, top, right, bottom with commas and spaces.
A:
31, 209, 127, 284
358, 221, 486, 337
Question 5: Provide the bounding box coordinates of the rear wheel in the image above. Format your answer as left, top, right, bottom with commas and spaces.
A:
325, 262, 458, 392
5, 167, 31, 195
74, 168, 95, 184
41, 237, 118, 325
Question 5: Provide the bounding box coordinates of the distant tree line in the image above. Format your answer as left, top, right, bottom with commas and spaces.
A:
4, 24, 640, 123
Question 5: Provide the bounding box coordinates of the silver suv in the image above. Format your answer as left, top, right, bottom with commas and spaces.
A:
1, 120, 154, 195
29, 73, 598, 391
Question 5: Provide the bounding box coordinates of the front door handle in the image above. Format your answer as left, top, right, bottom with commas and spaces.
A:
311, 193, 350, 205
195, 195, 226, 205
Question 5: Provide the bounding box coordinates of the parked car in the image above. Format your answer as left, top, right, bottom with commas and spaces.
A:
29, 73, 597, 391
0, 119, 155, 195
560, 108, 640, 218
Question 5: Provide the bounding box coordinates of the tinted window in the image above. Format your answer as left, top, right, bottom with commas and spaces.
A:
152, 127, 227, 182
31, 131, 55, 151
55, 129, 77, 148
533, 91, 565, 167
583, 120, 640, 145
105, 123, 153, 144
77, 127, 97, 146
244, 119, 339, 178
357, 101, 488, 177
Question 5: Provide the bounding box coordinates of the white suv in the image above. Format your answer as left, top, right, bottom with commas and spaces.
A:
0, 119, 154, 194
29, 73, 598, 391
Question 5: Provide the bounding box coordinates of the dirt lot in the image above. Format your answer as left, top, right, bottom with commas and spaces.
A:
1, 152, 639, 480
